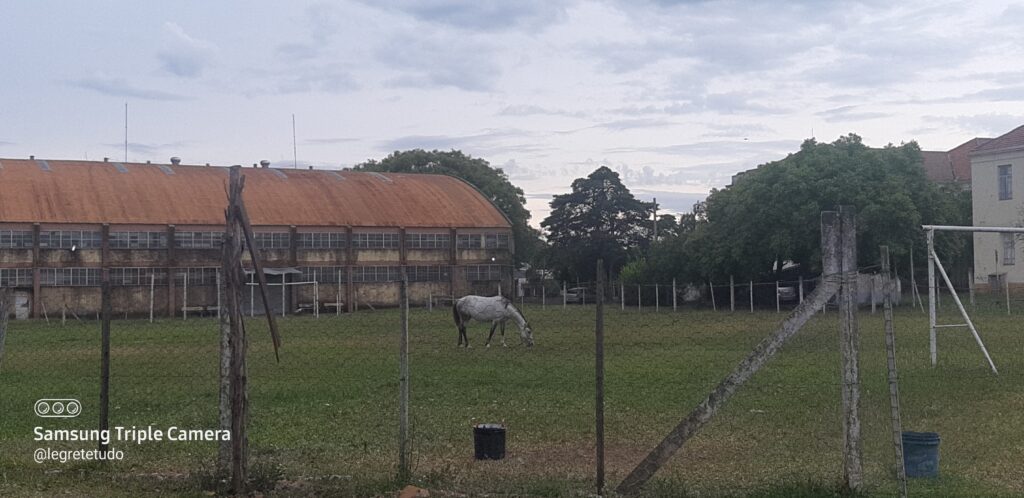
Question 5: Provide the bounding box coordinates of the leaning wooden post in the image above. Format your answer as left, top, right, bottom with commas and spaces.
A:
838, 206, 863, 492
637, 284, 641, 311
620, 282, 624, 311
798, 275, 804, 304
672, 278, 677, 311
1005, 277, 1011, 316
99, 277, 111, 453
749, 280, 753, 313
398, 269, 411, 481
595, 260, 606, 496
927, 229, 937, 366
881, 246, 908, 498
614, 212, 842, 495
709, 280, 717, 311
775, 281, 780, 313
655, 283, 659, 312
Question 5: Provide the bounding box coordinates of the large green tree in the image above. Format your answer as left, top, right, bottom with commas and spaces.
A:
353, 149, 542, 264
685, 134, 969, 281
541, 166, 653, 281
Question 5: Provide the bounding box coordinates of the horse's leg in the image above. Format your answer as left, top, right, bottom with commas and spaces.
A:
500, 320, 508, 347
486, 321, 498, 347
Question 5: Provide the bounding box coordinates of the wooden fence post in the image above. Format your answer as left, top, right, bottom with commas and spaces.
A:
672, 278, 677, 311
595, 260, 606, 495
0, 289, 10, 371
749, 280, 753, 313
709, 280, 716, 311
730, 275, 735, 312
614, 211, 843, 495
838, 206, 863, 492
99, 278, 111, 453
398, 270, 411, 480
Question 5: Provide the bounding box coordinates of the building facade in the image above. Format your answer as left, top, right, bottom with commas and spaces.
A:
971, 125, 1024, 290
0, 158, 513, 318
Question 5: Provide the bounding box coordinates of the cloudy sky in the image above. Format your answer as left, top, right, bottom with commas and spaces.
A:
2, 1, 1024, 227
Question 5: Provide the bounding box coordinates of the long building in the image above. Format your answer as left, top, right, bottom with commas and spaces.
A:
0, 157, 514, 319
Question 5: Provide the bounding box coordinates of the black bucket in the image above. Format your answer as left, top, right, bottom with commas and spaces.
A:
902, 431, 940, 478
473, 423, 506, 460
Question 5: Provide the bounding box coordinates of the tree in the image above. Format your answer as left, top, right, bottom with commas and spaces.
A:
353, 149, 541, 265
541, 166, 653, 281
687, 134, 970, 281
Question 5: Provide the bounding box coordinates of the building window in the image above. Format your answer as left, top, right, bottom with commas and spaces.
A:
406, 233, 450, 249
1003, 233, 1016, 265
484, 233, 510, 249
352, 266, 401, 282
175, 231, 223, 249
458, 233, 509, 249
999, 164, 1012, 200
0, 230, 33, 249
353, 233, 399, 249
174, 268, 219, 286
109, 231, 168, 249
298, 232, 346, 249
457, 234, 479, 249
109, 267, 168, 286
465, 264, 502, 281
296, 266, 345, 283
39, 268, 100, 286
253, 232, 291, 249
39, 230, 102, 249
0, 268, 32, 287
406, 265, 450, 282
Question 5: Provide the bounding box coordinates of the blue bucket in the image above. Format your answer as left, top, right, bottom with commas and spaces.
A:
902, 431, 940, 478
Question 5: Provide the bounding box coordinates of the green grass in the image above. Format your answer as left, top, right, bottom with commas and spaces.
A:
1, 304, 1022, 497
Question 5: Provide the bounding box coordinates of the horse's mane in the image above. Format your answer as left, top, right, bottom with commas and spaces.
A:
503, 297, 528, 324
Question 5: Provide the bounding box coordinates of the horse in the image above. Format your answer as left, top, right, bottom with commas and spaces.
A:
452, 295, 533, 348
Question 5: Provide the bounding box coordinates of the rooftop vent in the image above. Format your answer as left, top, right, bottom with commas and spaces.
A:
170, 157, 181, 165
103, 157, 109, 162
308, 165, 313, 170
260, 160, 271, 168
29, 155, 34, 160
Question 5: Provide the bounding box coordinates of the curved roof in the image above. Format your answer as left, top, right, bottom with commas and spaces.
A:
0, 158, 511, 228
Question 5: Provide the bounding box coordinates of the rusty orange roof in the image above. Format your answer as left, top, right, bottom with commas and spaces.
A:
0, 158, 511, 228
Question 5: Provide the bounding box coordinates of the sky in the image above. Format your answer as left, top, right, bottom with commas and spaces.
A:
2, 1, 1024, 228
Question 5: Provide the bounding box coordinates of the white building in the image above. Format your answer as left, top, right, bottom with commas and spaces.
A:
970, 125, 1024, 290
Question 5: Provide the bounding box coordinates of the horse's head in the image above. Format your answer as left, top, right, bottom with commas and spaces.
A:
521, 323, 534, 347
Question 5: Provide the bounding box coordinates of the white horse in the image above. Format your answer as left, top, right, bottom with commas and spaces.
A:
453, 295, 533, 348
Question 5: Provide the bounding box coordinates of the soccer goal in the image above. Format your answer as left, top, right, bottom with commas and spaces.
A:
922, 224, 1024, 375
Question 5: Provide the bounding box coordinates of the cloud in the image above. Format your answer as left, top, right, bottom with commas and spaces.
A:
816, 105, 892, 123
614, 92, 788, 117
0, 140, 14, 146
274, 64, 358, 94
607, 139, 800, 158
103, 141, 190, 157
922, 114, 1024, 137
598, 118, 677, 131
701, 123, 774, 138
358, 0, 568, 31
499, 104, 587, 118
378, 128, 552, 156
156, 22, 216, 78
630, 188, 708, 214
304, 137, 360, 145
377, 32, 501, 91
66, 73, 188, 101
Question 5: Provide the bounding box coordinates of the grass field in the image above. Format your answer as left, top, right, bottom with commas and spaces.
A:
1, 304, 1022, 497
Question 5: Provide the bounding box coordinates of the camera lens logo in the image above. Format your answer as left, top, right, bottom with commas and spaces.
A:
35, 399, 81, 418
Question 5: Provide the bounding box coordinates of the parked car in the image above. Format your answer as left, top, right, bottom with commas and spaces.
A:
562, 287, 588, 304
777, 286, 798, 302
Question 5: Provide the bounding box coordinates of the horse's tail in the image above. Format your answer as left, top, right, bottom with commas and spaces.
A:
452, 300, 462, 328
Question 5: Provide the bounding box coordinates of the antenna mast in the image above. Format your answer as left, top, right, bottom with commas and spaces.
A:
292, 114, 297, 169
124, 102, 128, 162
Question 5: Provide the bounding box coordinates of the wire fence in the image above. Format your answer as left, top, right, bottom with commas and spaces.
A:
1, 264, 1022, 496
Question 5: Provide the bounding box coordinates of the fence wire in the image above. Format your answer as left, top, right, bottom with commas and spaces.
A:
1, 267, 1022, 496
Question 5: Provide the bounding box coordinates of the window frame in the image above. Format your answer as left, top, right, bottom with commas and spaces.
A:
998, 164, 1013, 201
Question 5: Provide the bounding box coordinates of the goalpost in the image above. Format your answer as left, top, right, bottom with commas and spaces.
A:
922, 224, 1024, 375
